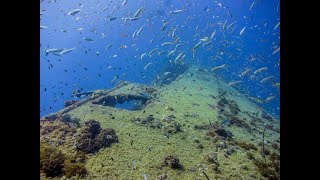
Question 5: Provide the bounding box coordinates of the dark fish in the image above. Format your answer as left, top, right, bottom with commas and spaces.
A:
109, 17, 117, 21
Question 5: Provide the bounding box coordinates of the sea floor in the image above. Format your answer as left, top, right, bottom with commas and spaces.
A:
40, 65, 280, 180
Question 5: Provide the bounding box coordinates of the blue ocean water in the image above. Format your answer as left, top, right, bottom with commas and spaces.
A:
40, 0, 280, 118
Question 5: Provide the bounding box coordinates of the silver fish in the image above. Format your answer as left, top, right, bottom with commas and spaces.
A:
228, 80, 242, 86
254, 67, 268, 74
170, 9, 183, 14
60, 47, 76, 55
250, 1, 256, 11
83, 37, 93, 41
227, 21, 237, 30
167, 50, 176, 57
192, 42, 201, 52
274, 22, 280, 30
136, 26, 144, 36
260, 76, 274, 83
203, 42, 212, 47
106, 43, 113, 50
211, 64, 226, 71
148, 48, 158, 56
175, 51, 184, 61
132, 30, 137, 38
176, 43, 184, 48
40, 25, 48, 29
44, 48, 64, 55
144, 63, 152, 71
68, 9, 81, 16
240, 26, 246, 35
161, 42, 172, 46
240, 68, 252, 77
162, 22, 168, 31
140, 53, 146, 60
210, 30, 216, 39
133, 7, 143, 18
122, 0, 128, 6
130, 17, 140, 21
272, 47, 280, 54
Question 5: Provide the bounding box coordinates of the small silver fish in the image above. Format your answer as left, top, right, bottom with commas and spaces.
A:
68, 9, 81, 16
122, 0, 128, 6
60, 47, 76, 55
170, 9, 183, 14
83, 37, 94, 41
240, 26, 246, 35
133, 7, 143, 18
161, 42, 172, 46
40, 25, 48, 29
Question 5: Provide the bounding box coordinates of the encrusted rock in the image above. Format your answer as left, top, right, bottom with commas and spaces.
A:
75, 120, 118, 154
164, 155, 181, 169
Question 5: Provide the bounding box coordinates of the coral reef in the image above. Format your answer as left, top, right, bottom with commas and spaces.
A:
207, 126, 233, 140
194, 124, 211, 130
253, 157, 280, 179
164, 155, 182, 169
63, 152, 87, 178
157, 174, 170, 180
93, 128, 118, 150
246, 152, 255, 160
262, 111, 274, 121
61, 114, 81, 127
132, 115, 163, 129
164, 122, 183, 136
205, 153, 219, 166
40, 142, 65, 177
235, 141, 258, 151
227, 115, 251, 130
75, 120, 118, 153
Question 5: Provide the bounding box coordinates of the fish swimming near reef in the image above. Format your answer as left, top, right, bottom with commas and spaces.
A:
211, 64, 226, 71
144, 63, 152, 71
228, 80, 242, 86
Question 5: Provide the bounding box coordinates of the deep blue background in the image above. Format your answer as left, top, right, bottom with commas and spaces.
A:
40, 0, 280, 118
